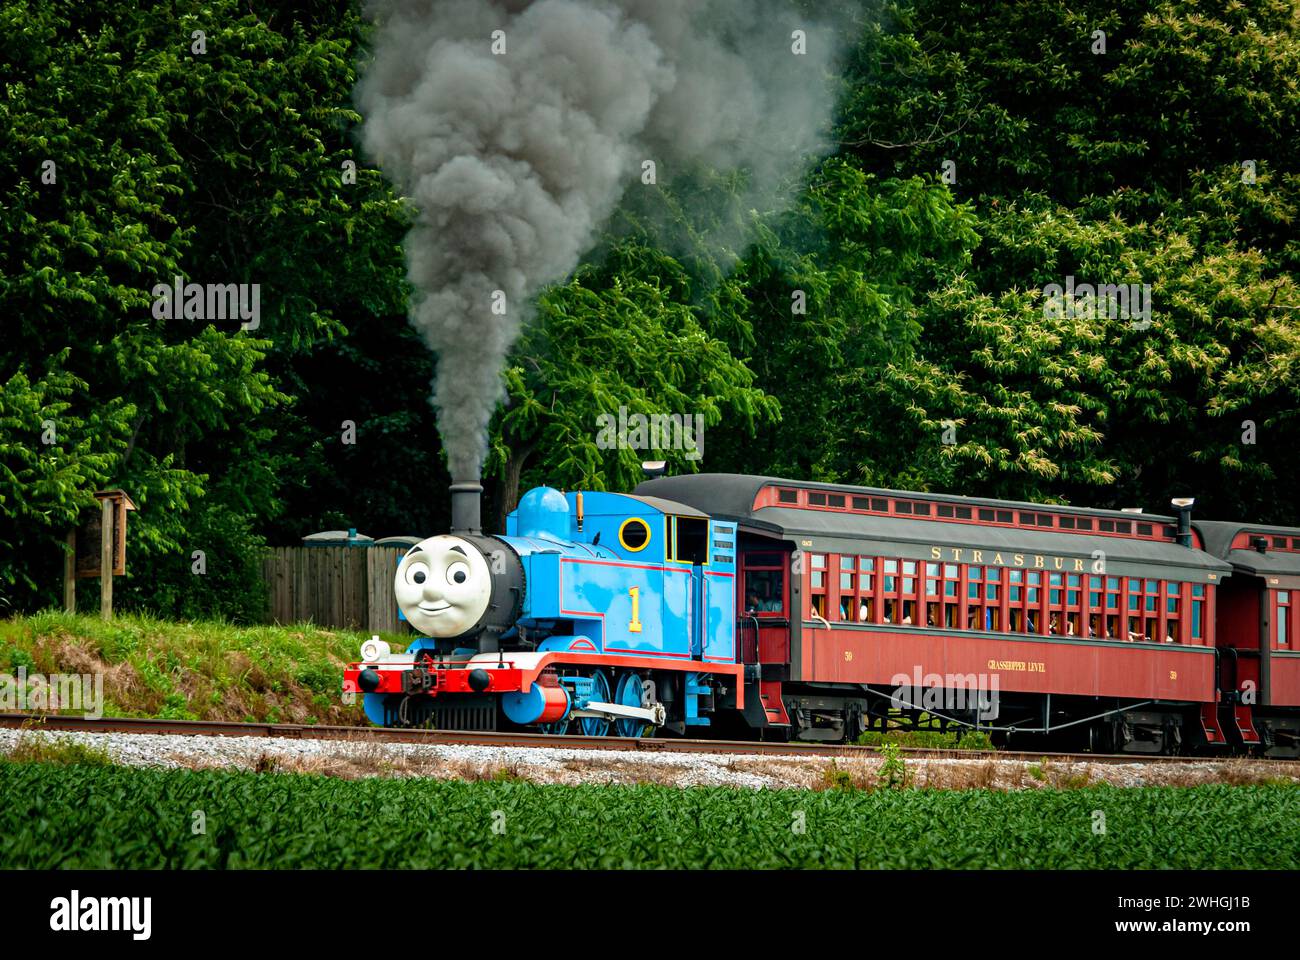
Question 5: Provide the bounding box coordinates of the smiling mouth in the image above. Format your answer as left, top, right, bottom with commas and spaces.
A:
417, 601, 451, 614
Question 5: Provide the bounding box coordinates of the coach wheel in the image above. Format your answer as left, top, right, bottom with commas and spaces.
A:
579, 669, 612, 737
614, 671, 649, 739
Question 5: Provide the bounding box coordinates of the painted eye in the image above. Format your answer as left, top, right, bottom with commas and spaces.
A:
404, 561, 430, 586
446, 561, 470, 586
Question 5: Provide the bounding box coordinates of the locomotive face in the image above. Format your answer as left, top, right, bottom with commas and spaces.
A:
395, 536, 492, 638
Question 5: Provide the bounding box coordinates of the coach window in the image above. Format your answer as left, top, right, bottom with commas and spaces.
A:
882, 559, 899, 623
1277, 591, 1290, 647
1026, 572, 1042, 633
1088, 576, 1103, 638
924, 563, 940, 627
809, 554, 826, 618
966, 566, 985, 630
1048, 573, 1064, 634
1065, 574, 1082, 637
1126, 579, 1143, 641
1142, 580, 1159, 643
901, 561, 917, 625
837, 556, 856, 621
1008, 570, 1025, 632
1103, 577, 1120, 640
1166, 587, 1183, 644
856, 557, 876, 622
985, 568, 1002, 631
743, 553, 785, 616
943, 564, 959, 627
1191, 584, 1205, 642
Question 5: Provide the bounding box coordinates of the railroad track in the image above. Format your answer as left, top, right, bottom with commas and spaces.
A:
1, 712, 1281, 764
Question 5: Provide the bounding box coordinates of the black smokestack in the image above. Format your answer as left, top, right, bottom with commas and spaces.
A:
450, 481, 483, 536
1171, 497, 1195, 548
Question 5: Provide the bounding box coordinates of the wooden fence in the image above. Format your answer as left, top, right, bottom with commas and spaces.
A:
261, 546, 410, 634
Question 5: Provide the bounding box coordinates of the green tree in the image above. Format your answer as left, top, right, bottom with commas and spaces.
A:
489, 239, 780, 530
0, 0, 411, 612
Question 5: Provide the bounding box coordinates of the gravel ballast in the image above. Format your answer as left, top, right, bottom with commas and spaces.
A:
3, 727, 1296, 790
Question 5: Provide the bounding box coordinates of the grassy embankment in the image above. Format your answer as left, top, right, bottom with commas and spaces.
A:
0, 611, 404, 724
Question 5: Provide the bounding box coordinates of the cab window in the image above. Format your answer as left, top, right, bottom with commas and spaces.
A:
668, 516, 709, 564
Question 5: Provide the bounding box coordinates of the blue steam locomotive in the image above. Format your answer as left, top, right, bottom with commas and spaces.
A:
345, 483, 745, 735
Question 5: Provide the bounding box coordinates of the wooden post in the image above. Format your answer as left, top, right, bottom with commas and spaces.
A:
63, 530, 76, 613
100, 497, 114, 619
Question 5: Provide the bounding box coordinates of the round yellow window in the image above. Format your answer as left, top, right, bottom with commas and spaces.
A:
619, 517, 651, 552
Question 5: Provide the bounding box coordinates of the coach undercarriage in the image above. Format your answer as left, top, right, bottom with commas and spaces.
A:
765, 683, 1226, 756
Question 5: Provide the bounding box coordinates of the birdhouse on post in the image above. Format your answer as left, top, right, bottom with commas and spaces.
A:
69, 489, 137, 619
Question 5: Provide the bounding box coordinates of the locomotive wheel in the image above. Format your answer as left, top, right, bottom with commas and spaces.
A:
538, 713, 572, 736
614, 671, 649, 739
579, 669, 612, 737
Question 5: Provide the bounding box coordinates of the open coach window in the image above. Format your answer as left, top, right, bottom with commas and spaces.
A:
742, 552, 786, 615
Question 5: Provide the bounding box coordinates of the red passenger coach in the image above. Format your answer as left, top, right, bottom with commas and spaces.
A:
637, 474, 1247, 754
1195, 521, 1300, 754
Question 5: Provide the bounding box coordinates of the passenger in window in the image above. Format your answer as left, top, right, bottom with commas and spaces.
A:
746, 591, 760, 613
859, 599, 870, 622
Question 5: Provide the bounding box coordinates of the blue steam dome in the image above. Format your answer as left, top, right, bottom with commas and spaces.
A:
517, 486, 570, 541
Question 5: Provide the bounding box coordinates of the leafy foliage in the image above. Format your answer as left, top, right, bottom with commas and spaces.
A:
0, 763, 1297, 868
3, 0, 1300, 620
0, 0, 410, 611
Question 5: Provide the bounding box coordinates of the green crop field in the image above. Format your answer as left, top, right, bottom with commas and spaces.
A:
1, 761, 1296, 869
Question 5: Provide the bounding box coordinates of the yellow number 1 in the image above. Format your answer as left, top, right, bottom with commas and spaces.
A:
629, 587, 643, 633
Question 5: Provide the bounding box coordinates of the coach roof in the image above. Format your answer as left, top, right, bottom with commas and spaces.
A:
1194, 520, 1300, 580
637, 474, 1180, 523
637, 474, 1230, 579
